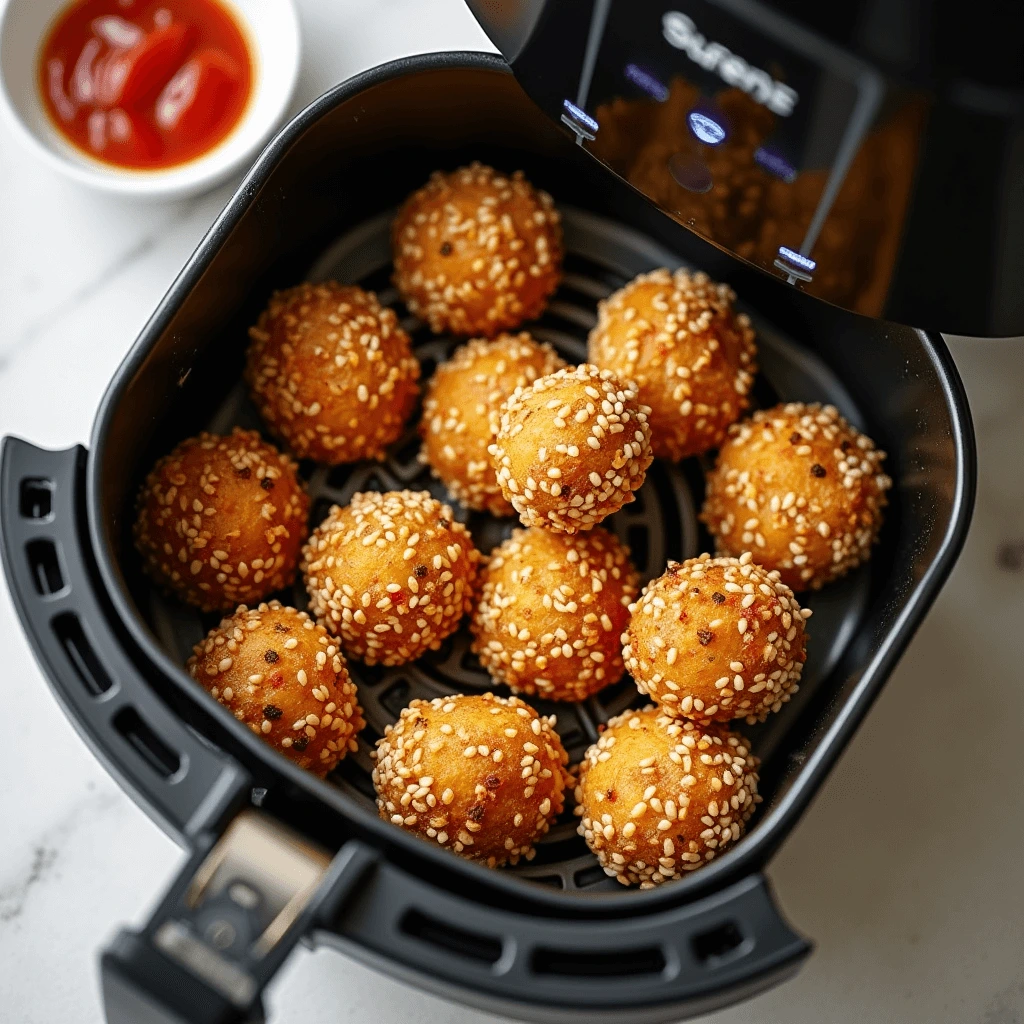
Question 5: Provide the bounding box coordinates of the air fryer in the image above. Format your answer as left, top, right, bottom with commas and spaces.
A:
0, 24, 977, 1024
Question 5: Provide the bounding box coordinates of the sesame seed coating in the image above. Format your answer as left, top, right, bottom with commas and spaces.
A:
301, 490, 480, 667
588, 268, 757, 461
392, 163, 563, 337
246, 282, 420, 464
701, 403, 891, 590
372, 692, 571, 866
187, 601, 364, 777
623, 553, 810, 724
420, 332, 566, 515
575, 705, 760, 887
133, 428, 310, 613
471, 527, 640, 702
489, 363, 654, 533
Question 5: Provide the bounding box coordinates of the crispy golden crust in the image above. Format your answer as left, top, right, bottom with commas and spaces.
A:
701, 403, 891, 590
301, 490, 479, 667
587, 268, 757, 460
392, 163, 563, 336
489, 364, 653, 533
187, 602, 364, 777
420, 333, 565, 514
623, 553, 810, 724
245, 282, 420, 464
245, 284, 417, 468
134, 429, 309, 613
575, 706, 759, 887
471, 527, 639, 701
373, 693, 572, 866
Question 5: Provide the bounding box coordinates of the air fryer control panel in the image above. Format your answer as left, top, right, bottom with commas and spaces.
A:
469, 0, 1024, 336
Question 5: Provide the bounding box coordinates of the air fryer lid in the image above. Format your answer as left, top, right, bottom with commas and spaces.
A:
467, 0, 1024, 338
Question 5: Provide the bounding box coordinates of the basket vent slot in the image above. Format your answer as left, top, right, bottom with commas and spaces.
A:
400, 909, 502, 965
627, 525, 649, 568
27, 539, 65, 595
532, 944, 666, 978
379, 679, 412, 717
113, 707, 181, 779
20, 478, 53, 520
572, 862, 608, 889
53, 613, 114, 696
692, 920, 747, 964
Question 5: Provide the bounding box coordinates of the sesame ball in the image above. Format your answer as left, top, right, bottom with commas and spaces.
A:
392, 163, 563, 337
373, 693, 572, 866
587, 268, 757, 461
134, 429, 310, 613
187, 602, 364, 777
471, 527, 639, 701
701, 403, 892, 590
623, 553, 810, 725
420, 332, 565, 514
575, 706, 760, 887
246, 282, 420, 464
301, 490, 480, 666
489, 364, 653, 533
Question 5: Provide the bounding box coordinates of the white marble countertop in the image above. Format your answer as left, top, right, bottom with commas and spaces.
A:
1, 2, 1022, 1021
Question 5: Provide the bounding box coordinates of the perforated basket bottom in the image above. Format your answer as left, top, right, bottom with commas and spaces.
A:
146, 207, 869, 892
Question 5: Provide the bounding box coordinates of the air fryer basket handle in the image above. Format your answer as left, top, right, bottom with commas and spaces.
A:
0, 438, 250, 842
328, 858, 811, 1022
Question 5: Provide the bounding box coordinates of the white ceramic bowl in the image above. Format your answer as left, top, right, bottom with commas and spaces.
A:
0, 0, 300, 199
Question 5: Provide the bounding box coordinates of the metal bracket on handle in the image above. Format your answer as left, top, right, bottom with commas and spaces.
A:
101, 811, 377, 1024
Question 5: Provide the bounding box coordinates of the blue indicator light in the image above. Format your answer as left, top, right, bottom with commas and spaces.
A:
687, 111, 726, 145
562, 100, 599, 134
777, 247, 816, 272
754, 147, 797, 183
624, 64, 669, 102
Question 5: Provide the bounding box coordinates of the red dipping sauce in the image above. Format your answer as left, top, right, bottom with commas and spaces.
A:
38, 0, 253, 170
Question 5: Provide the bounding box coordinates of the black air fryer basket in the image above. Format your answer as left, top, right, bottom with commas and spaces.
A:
0, 52, 975, 1024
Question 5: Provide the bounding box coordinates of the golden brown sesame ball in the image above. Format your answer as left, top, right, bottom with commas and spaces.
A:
623, 553, 810, 725
587, 268, 757, 461
186, 602, 364, 777
701, 403, 892, 590
489, 364, 653, 533
420, 333, 566, 515
392, 163, 563, 337
301, 490, 480, 667
372, 693, 572, 866
575, 705, 760, 887
246, 282, 420, 464
471, 527, 639, 701
134, 429, 310, 613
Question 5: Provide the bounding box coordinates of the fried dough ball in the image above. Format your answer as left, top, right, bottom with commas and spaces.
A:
392, 163, 563, 336
575, 706, 760, 887
373, 693, 571, 866
701, 403, 892, 590
623, 553, 810, 724
471, 527, 639, 701
489, 364, 653, 533
302, 490, 479, 666
587, 268, 757, 461
246, 282, 420, 464
187, 602, 364, 777
134, 429, 309, 613
420, 333, 565, 514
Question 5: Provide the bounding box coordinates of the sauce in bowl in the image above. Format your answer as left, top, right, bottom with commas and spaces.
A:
38, 0, 253, 170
